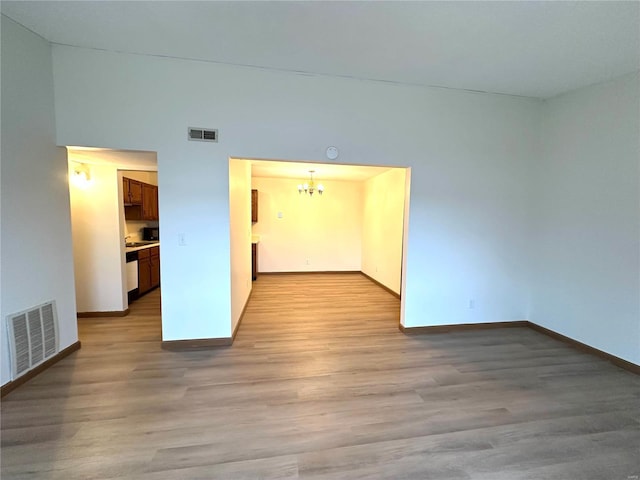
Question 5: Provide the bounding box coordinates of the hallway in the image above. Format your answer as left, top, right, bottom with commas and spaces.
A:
1, 274, 639, 479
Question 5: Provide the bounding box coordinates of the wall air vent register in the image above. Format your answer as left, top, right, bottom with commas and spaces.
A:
6, 301, 59, 379
188, 127, 218, 142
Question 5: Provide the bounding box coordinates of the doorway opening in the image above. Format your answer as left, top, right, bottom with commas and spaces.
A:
66, 147, 161, 326
229, 157, 411, 334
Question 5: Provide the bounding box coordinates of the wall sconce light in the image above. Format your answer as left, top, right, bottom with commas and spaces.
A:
72, 163, 92, 187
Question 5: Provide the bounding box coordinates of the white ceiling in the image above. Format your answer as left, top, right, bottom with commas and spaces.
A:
67, 147, 158, 170
249, 159, 394, 182
2, 1, 638, 99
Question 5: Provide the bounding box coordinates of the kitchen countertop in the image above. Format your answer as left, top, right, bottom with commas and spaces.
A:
125, 242, 160, 253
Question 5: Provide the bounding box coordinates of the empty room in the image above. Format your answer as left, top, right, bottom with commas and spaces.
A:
1, 1, 639, 479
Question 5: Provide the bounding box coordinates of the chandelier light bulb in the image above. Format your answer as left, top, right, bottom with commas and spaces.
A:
297, 170, 324, 197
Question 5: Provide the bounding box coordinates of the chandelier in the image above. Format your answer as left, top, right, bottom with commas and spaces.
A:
297, 170, 324, 196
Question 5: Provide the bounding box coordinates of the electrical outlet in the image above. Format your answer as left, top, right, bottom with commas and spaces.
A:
305, 259, 310, 265
468, 299, 475, 309
178, 233, 186, 246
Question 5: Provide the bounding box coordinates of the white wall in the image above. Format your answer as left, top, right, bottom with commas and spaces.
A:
362, 168, 407, 294
229, 159, 252, 333
531, 72, 640, 365
68, 159, 127, 313
1, 17, 78, 385
251, 176, 363, 272
51, 44, 539, 341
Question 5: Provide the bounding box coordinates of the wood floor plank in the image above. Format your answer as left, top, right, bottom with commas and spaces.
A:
1, 273, 639, 479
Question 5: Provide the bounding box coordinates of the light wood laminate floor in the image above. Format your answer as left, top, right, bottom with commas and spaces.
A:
2, 273, 639, 479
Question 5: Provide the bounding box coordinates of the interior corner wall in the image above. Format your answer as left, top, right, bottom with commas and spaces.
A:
361, 168, 407, 295
251, 176, 363, 272
68, 160, 126, 313
1, 16, 78, 385
229, 159, 252, 333
531, 72, 640, 365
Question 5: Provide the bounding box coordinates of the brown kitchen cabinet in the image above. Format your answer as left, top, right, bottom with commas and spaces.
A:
152, 186, 159, 219
252, 243, 258, 281
124, 177, 159, 221
150, 246, 160, 287
123, 178, 142, 205
138, 246, 160, 296
138, 248, 152, 294
142, 183, 158, 220
251, 189, 258, 223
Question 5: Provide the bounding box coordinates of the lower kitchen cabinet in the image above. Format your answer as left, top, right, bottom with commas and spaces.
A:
138, 246, 160, 296
150, 247, 160, 287
138, 249, 151, 294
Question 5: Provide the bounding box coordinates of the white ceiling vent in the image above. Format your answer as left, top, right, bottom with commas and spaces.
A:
188, 127, 218, 143
6, 301, 59, 379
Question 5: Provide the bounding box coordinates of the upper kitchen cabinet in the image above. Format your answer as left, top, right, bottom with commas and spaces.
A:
124, 177, 159, 221
123, 178, 142, 205
142, 183, 158, 220
251, 189, 258, 223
